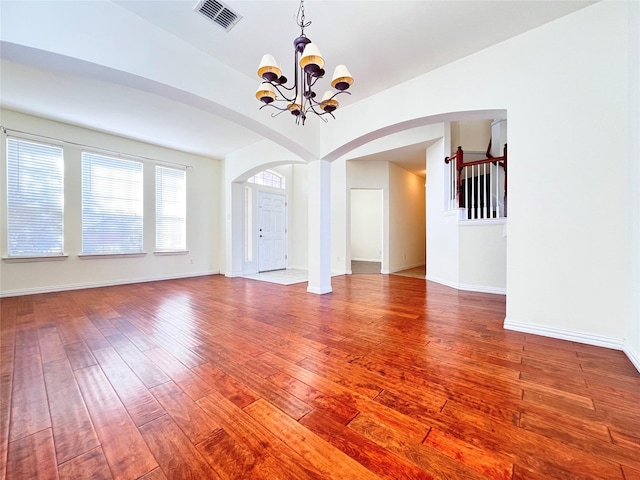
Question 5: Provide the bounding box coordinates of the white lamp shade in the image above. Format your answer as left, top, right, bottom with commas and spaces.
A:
320, 91, 339, 112
288, 95, 303, 112
331, 64, 354, 90
299, 43, 325, 71
255, 82, 277, 102
320, 91, 339, 106
257, 54, 282, 80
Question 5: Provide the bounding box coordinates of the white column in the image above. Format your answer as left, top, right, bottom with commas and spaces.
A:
224, 180, 244, 277
307, 159, 332, 294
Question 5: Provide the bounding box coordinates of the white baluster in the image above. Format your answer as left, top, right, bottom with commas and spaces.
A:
483, 162, 487, 219
497, 163, 501, 218
471, 165, 475, 219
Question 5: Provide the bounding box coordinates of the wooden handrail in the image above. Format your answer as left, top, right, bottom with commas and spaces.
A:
445, 145, 507, 168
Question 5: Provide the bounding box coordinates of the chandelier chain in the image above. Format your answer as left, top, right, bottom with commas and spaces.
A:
297, 0, 312, 35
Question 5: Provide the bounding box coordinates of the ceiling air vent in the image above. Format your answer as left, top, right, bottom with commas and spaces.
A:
194, 0, 242, 32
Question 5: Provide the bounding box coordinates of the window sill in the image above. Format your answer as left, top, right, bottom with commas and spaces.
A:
3, 255, 69, 263
154, 250, 189, 256
78, 252, 147, 260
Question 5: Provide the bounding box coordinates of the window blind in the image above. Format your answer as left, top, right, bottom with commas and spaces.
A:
155, 165, 186, 251
7, 138, 64, 257
82, 152, 143, 254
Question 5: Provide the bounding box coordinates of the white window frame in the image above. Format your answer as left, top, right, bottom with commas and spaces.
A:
244, 186, 253, 262
248, 170, 285, 189
6, 137, 65, 259
81, 152, 144, 256
155, 165, 187, 252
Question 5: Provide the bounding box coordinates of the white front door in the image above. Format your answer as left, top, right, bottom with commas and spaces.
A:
257, 191, 287, 272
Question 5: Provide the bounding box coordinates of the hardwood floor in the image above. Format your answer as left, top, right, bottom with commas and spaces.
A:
1, 274, 639, 479
392, 265, 426, 279
351, 261, 381, 274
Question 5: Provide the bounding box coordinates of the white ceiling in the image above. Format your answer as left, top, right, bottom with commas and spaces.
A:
1, 0, 594, 172
115, 0, 593, 103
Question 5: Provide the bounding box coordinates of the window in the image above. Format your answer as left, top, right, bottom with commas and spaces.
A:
248, 170, 285, 189
6, 138, 64, 257
81, 152, 143, 254
155, 166, 186, 251
244, 186, 252, 261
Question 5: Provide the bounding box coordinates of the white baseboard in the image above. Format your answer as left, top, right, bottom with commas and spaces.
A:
307, 285, 332, 295
503, 318, 626, 350
225, 271, 244, 278
624, 343, 640, 373
390, 261, 425, 273
351, 257, 381, 262
459, 283, 506, 295
0, 270, 219, 298
425, 274, 506, 295
425, 274, 458, 290
505, 318, 640, 373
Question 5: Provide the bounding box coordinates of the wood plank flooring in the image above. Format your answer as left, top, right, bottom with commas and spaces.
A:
1, 274, 639, 479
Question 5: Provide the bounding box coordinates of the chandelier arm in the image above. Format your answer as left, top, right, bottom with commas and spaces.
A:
326, 90, 352, 102
267, 82, 297, 102
315, 112, 330, 123
307, 75, 322, 89
270, 109, 289, 118
305, 103, 329, 119
309, 110, 329, 122
307, 96, 321, 108
306, 90, 350, 110
259, 103, 289, 113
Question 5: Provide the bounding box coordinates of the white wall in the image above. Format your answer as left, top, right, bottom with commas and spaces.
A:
331, 158, 349, 275
290, 163, 309, 270
345, 160, 426, 273
351, 189, 383, 262
502, 2, 630, 347
426, 136, 459, 287
388, 162, 426, 272
0, 110, 221, 296
627, 0, 640, 370
346, 160, 389, 271
450, 120, 492, 152
459, 223, 507, 293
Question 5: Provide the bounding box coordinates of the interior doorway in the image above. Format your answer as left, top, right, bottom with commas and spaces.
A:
350, 189, 383, 274
257, 190, 287, 272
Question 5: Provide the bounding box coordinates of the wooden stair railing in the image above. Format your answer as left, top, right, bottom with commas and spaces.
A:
445, 143, 507, 218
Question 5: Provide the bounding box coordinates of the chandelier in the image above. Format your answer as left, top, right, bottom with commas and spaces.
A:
255, 0, 354, 125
